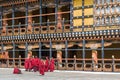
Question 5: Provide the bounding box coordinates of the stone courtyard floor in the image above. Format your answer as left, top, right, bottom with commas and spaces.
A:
0, 68, 120, 80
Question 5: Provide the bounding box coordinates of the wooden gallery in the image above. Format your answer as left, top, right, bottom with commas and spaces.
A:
0, 0, 120, 72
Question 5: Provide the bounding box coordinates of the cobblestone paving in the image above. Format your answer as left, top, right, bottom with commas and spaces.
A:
0, 68, 120, 80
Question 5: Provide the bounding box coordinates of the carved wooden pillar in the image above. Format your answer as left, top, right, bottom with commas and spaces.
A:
101, 7, 104, 15
104, 6, 107, 15
28, 11, 32, 32
27, 51, 32, 58
111, 16, 114, 23
100, 17, 102, 25
110, 5, 112, 14
4, 51, 9, 59
101, 17, 104, 25
57, 50, 62, 63
99, 7, 102, 16
105, 16, 107, 24
106, 6, 110, 15
109, 16, 112, 24
115, 5, 119, 14
2, 15, 7, 33
57, 8, 62, 29
94, 7, 97, 25
96, 17, 99, 25
114, 15, 118, 23
92, 50, 98, 65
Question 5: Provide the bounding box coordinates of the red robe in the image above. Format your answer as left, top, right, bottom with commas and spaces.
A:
13, 67, 21, 74
34, 57, 39, 67
28, 58, 32, 71
24, 59, 29, 71
39, 60, 45, 75
24, 58, 32, 71
31, 58, 35, 67
45, 58, 49, 72
32, 58, 39, 72
49, 58, 55, 72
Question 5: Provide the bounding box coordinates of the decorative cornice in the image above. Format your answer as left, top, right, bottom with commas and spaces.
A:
0, 0, 38, 7
0, 29, 120, 44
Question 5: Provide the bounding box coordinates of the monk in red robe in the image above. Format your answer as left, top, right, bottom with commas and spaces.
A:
24, 57, 32, 71
34, 56, 39, 67
49, 57, 55, 72
24, 58, 29, 71
31, 57, 35, 70
13, 66, 22, 74
24, 52, 32, 71
39, 59, 45, 75
32, 56, 39, 72
45, 57, 49, 72
28, 58, 32, 71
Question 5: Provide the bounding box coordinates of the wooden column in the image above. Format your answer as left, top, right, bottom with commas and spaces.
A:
4, 51, 9, 59
105, 16, 108, 24
0, 6, 2, 29
82, 39, 85, 69
104, 6, 107, 15
39, 42, 42, 58
25, 42, 28, 58
57, 8, 62, 29
101, 37, 104, 69
27, 51, 32, 58
100, 17, 102, 25
28, 11, 32, 32
99, 7, 102, 16
50, 39, 52, 58
12, 4, 15, 35
65, 40, 68, 63
57, 50, 62, 63
92, 50, 98, 65
70, 0, 73, 31
27, 44, 33, 58
2, 15, 7, 33
109, 16, 112, 24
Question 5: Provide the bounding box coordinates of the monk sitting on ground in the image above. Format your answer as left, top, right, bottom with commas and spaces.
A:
13, 65, 22, 74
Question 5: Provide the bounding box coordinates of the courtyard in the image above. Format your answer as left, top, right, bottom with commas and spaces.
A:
0, 68, 120, 80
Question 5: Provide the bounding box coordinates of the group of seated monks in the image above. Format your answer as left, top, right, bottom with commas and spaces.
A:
13, 56, 55, 75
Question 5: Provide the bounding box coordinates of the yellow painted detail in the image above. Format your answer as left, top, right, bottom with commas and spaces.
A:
84, 0, 93, 6
73, 28, 82, 32
84, 18, 93, 25
95, 26, 120, 30
73, 19, 82, 26
0, 54, 3, 58
73, 0, 82, 7
84, 8, 93, 16
73, 9, 82, 17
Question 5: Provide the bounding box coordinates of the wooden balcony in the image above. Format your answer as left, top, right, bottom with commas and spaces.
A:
0, 24, 71, 36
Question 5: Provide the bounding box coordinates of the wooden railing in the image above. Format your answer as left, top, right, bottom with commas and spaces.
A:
0, 57, 120, 72
1, 24, 71, 36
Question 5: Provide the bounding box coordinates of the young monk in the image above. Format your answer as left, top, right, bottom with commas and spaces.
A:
13, 65, 22, 74
24, 52, 32, 71
49, 57, 55, 72
24, 58, 29, 71
32, 56, 39, 72
24, 57, 32, 71
45, 57, 50, 72
38, 59, 45, 75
